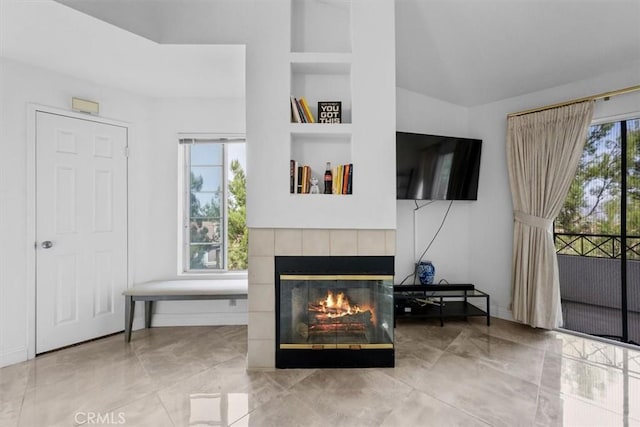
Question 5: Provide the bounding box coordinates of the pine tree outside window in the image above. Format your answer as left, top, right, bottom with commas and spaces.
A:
180, 135, 247, 272
555, 117, 640, 344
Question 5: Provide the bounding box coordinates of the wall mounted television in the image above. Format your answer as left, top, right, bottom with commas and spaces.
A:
396, 131, 482, 200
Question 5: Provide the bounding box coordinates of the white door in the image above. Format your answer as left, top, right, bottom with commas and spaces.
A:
36, 111, 128, 353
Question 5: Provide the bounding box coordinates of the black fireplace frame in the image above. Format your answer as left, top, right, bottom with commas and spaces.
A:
275, 256, 394, 369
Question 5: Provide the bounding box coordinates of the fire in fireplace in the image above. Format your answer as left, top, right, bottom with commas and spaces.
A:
309, 289, 374, 334
275, 256, 394, 368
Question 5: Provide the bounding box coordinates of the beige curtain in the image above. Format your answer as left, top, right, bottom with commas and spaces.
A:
507, 101, 594, 329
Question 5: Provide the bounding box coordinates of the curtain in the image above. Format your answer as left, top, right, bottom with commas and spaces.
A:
507, 101, 594, 329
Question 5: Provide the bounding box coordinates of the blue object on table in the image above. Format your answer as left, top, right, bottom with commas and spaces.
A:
417, 261, 435, 285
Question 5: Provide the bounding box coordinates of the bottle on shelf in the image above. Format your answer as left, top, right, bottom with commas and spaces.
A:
324, 162, 333, 194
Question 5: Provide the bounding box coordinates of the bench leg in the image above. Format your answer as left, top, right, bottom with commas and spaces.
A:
125, 296, 134, 343
145, 301, 153, 328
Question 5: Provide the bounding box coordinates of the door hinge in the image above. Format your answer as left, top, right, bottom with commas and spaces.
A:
124, 147, 130, 158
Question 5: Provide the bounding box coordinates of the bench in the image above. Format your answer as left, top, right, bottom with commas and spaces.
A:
122, 279, 248, 342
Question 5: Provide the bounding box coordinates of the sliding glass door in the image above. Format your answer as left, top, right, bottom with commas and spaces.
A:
555, 118, 640, 345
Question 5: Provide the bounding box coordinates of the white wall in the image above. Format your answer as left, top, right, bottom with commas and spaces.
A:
134, 97, 246, 283
0, 57, 247, 367
0, 58, 151, 366
467, 64, 640, 319
395, 87, 475, 284
245, 0, 397, 231
395, 63, 640, 321
133, 98, 248, 328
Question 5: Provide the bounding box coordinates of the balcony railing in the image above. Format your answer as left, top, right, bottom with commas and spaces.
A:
555, 232, 640, 346
555, 232, 640, 260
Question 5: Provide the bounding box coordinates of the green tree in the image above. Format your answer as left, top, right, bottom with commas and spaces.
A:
626, 122, 640, 235
621, 122, 640, 260
227, 159, 247, 270
189, 171, 221, 269
556, 120, 640, 259
591, 122, 640, 237
556, 123, 615, 233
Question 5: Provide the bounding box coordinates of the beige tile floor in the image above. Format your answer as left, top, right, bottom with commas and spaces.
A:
1, 317, 639, 426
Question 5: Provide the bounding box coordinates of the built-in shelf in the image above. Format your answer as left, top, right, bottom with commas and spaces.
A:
290, 53, 352, 72
290, 65, 351, 124
291, 0, 351, 54
289, 123, 352, 135
290, 132, 351, 193
289, 0, 353, 195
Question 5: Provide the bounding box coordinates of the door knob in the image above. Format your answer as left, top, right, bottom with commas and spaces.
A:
41, 241, 53, 249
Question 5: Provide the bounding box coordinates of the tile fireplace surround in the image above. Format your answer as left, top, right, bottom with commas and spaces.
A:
247, 228, 396, 369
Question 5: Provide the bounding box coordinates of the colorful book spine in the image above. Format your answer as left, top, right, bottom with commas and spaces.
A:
302, 166, 307, 193
296, 98, 307, 123
299, 97, 315, 123
290, 97, 302, 123
342, 163, 349, 195
290, 160, 295, 193
297, 165, 303, 193
304, 165, 312, 193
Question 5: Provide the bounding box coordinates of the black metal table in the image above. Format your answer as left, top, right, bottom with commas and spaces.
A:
393, 284, 490, 326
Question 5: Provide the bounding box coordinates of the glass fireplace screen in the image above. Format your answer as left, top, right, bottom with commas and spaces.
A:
278, 275, 394, 350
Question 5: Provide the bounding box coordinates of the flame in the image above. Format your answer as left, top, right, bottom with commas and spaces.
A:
319, 291, 363, 318
308, 290, 376, 325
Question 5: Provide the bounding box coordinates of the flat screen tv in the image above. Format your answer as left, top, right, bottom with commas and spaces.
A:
396, 131, 482, 200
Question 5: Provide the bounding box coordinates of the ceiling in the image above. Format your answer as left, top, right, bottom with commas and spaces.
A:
0, 0, 246, 99
395, 0, 640, 106
1, 0, 638, 106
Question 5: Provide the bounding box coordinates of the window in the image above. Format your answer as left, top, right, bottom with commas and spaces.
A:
555, 117, 640, 344
180, 136, 247, 272
556, 118, 640, 258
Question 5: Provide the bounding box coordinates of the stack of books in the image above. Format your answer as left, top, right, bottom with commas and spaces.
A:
290, 96, 315, 123
331, 163, 353, 195
290, 161, 312, 194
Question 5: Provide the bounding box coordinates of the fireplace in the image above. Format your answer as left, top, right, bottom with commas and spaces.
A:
275, 256, 394, 368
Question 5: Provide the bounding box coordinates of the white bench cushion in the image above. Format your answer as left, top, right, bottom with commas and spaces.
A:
123, 279, 247, 297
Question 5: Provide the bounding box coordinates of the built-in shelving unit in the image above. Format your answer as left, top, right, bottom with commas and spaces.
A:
289, 0, 353, 195
290, 56, 352, 124
291, 0, 351, 54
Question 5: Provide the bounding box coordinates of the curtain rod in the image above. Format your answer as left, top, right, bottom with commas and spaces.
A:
507, 84, 640, 118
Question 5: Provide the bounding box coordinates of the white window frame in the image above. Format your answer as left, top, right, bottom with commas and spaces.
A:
178, 133, 246, 275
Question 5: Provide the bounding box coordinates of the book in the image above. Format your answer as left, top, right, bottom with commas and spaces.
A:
290, 97, 302, 123
318, 101, 342, 124
290, 160, 295, 193
297, 165, 303, 193
299, 97, 315, 123
342, 163, 350, 195
346, 163, 353, 194
301, 165, 307, 193
303, 165, 312, 193
297, 98, 308, 123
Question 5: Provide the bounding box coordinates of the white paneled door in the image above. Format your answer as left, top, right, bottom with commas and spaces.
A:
36, 111, 128, 353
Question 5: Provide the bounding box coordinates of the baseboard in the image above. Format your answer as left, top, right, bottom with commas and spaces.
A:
131, 317, 145, 331
491, 305, 513, 321
0, 345, 28, 368
148, 312, 248, 327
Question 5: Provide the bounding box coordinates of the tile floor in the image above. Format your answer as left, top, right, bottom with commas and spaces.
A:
1, 317, 639, 426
